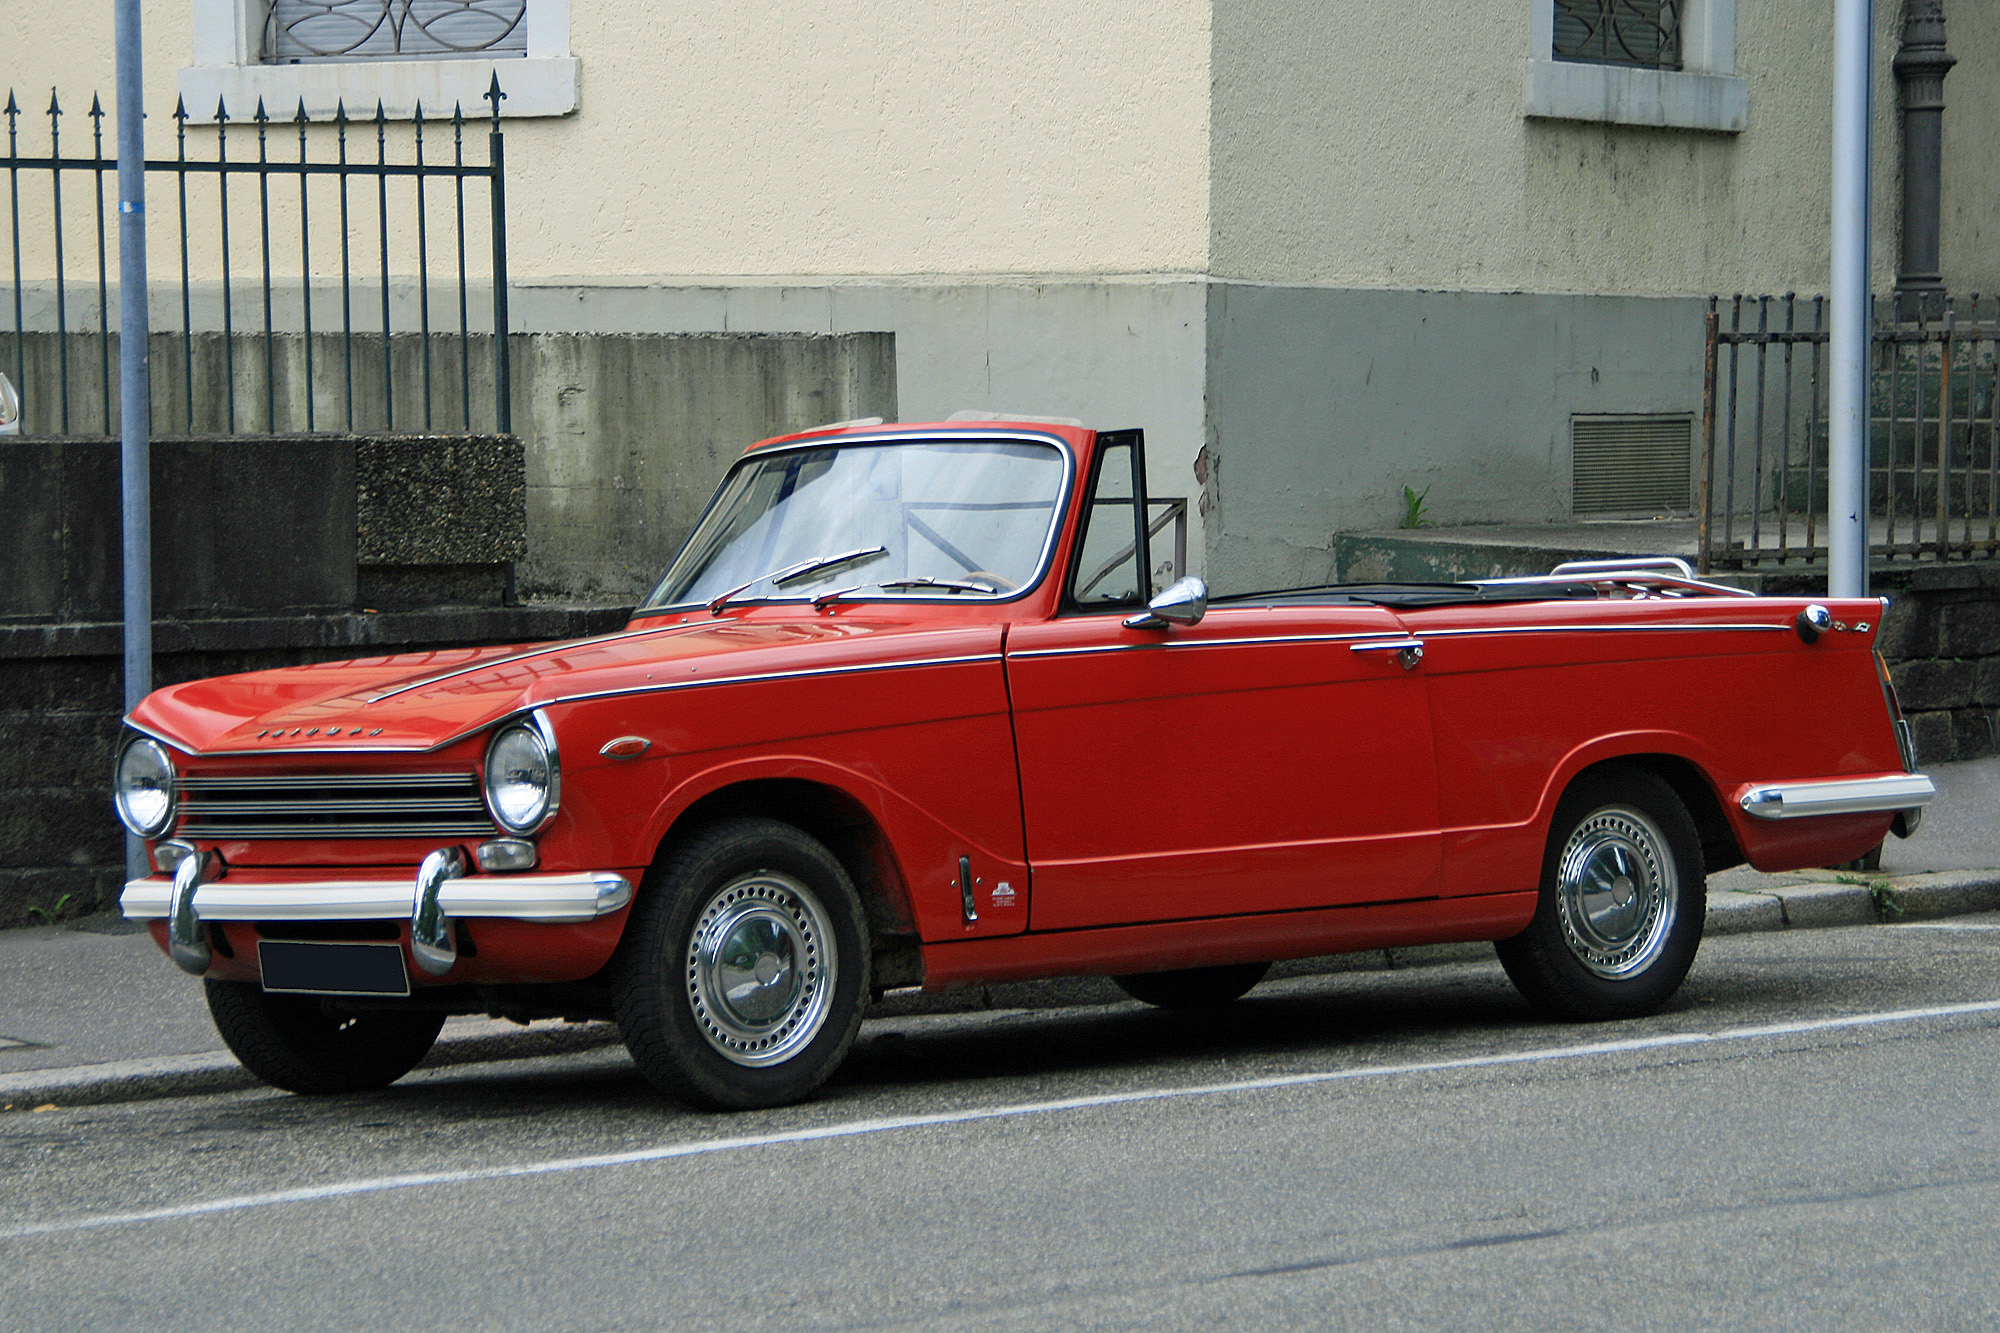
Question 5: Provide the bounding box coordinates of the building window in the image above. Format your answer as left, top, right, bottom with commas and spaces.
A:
1526, 0, 1744, 132
264, 1, 528, 64
1553, 0, 1681, 71
181, 0, 576, 120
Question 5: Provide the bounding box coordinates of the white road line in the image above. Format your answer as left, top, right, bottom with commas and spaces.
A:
8, 996, 2000, 1243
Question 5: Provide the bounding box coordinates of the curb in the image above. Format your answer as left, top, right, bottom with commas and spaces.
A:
0, 1021, 622, 1113
6, 869, 1997, 1112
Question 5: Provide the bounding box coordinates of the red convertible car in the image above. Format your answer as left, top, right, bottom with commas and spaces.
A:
116, 418, 1934, 1108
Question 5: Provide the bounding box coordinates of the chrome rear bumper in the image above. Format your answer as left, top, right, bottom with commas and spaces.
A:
1738, 772, 1937, 821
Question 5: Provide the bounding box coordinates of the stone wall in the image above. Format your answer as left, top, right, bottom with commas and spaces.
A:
1877, 566, 2000, 764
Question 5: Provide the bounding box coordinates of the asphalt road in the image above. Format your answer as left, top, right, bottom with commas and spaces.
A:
8, 918, 2000, 1331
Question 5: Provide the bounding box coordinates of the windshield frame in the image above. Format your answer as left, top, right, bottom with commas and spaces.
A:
635, 428, 1080, 615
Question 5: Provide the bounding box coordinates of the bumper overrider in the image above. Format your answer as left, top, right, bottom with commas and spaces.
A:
120, 846, 634, 978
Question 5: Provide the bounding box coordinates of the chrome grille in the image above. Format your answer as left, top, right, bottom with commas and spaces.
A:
176, 772, 494, 839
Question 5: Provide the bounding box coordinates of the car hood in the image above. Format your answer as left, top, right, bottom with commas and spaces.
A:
129, 615, 1005, 756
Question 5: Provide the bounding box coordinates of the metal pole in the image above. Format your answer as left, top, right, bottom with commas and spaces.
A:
1829, 0, 1875, 597
115, 0, 152, 879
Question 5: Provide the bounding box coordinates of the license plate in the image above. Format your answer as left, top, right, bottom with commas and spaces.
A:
258, 941, 411, 997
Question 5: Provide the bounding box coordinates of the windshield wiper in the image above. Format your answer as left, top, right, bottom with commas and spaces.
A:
706, 546, 888, 614
874, 576, 999, 594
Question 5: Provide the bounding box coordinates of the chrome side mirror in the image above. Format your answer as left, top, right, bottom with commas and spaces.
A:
1124, 576, 1207, 630
0, 372, 19, 436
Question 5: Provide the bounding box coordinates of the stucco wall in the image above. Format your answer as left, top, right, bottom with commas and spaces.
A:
1208, 0, 1905, 295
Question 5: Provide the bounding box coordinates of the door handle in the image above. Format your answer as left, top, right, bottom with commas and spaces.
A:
1351, 638, 1424, 670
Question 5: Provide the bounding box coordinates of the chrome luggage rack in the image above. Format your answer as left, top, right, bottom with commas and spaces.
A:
1473, 557, 1758, 600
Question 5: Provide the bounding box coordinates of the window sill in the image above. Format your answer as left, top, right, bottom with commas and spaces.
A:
1524, 57, 1746, 133
178, 56, 579, 122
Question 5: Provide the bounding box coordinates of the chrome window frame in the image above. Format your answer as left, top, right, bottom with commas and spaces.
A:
634, 429, 1079, 616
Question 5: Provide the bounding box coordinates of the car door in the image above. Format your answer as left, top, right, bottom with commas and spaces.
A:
1004, 435, 1442, 932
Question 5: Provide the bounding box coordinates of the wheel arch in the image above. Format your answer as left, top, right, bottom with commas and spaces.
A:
1556, 752, 1744, 875
651, 777, 917, 942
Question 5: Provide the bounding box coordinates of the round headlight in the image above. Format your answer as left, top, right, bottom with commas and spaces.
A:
114, 738, 177, 838
484, 719, 558, 834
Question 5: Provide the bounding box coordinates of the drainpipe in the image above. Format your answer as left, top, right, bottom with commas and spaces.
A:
1893, 0, 1955, 316
1828, 0, 1876, 598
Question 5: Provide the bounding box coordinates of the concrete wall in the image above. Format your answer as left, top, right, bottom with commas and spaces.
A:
514, 331, 896, 600
509, 280, 1210, 587
1209, 0, 1906, 295
1200, 285, 1709, 593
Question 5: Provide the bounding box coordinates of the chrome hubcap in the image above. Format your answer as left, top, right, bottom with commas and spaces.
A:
686, 871, 835, 1067
1555, 805, 1676, 979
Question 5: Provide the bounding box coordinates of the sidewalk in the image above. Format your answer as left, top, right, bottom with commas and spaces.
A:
5, 757, 1996, 1111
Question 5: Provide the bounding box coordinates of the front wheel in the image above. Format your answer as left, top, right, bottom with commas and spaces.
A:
612, 818, 870, 1111
1496, 767, 1705, 1021
205, 981, 446, 1094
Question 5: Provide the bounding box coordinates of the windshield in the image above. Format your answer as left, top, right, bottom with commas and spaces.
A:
643, 436, 1070, 611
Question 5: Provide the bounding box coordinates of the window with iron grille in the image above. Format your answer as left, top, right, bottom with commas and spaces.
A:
264, 0, 528, 64
1553, 0, 1681, 70
182, 0, 575, 119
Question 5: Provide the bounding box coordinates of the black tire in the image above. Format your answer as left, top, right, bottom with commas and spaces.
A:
612, 817, 871, 1111
1113, 961, 1271, 1010
1496, 766, 1706, 1021
204, 980, 446, 1095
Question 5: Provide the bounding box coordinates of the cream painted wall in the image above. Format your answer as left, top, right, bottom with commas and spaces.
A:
4, 1, 1211, 280
505, 0, 1212, 277
1209, 0, 1905, 296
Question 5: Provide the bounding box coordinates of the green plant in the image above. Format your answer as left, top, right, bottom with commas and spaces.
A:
22, 892, 73, 926
1399, 484, 1435, 530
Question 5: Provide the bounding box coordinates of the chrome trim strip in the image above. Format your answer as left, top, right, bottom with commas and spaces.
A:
1007, 632, 1403, 661
1739, 774, 1938, 820
361, 619, 732, 703
1415, 623, 1792, 639
121, 870, 635, 925
542, 651, 1007, 712
129, 653, 1008, 757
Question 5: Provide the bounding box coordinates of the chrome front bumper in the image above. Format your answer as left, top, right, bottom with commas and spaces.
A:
1738, 772, 1937, 821
121, 856, 633, 979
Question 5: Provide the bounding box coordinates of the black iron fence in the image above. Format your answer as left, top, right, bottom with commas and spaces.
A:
1701, 292, 2000, 570
2, 78, 510, 437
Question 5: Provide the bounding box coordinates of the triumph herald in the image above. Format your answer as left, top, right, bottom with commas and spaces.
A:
115, 417, 1934, 1109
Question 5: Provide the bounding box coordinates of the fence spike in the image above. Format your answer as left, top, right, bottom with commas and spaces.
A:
484, 71, 505, 128
89, 93, 103, 121
452, 101, 465, 126
173, 95, 187, 123
47, 88, 62, 119
214, 95, 230, 124
254, 96, 269, 124
5, 91, 17, 119
374, 100, 388, 127
294, 98, 309, 126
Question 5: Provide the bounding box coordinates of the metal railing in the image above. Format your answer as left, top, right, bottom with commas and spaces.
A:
1, 79, 510, 438
1700, 292, 2000, 569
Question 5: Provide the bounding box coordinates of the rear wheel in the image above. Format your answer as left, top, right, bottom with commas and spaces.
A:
612, 818, 870, 1111
1496, 767, 1705, 1021
205, 980, 446, 1094
1113, 961, 1271, 1010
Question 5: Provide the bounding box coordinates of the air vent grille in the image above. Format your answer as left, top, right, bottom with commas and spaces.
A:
1572, 414, 1694, 516
176, 772, 493, 840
